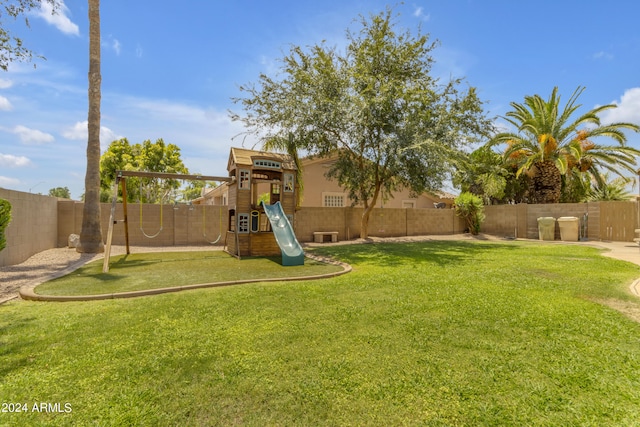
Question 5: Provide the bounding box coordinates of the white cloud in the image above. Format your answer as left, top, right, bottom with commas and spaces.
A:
0, 175, 20, 188
129, 99, 210, 123
413, 6, 430, 21
62, 121, 119, 147
113, 39, 122, 55
136, 44, 144, 58
0, 153, 32, 168
36, 1, 80, 36
0, 96, 12, 111
599, 88, 640, 124
103, 36, 122, 55
0, 78, 13, 89
12, 125, 55, 144
592, 51, 613, 61
0, 176, 21, 188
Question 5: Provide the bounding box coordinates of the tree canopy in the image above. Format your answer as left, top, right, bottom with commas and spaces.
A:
233, 8, 492, 237
452, 146, 529, 205
100, 138, 191, 203
48, 186, 70, 199
0, 0, 59, 71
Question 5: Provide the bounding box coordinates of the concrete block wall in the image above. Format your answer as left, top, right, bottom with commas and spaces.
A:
57, 200, 79, 247
0, 188, 59, 267
406, 208, 464, 236
295, 207, 465, 241
294, 207, 348, 242
56, 202, 229, 248
483, 205, 519, 238
368, 208, 407, 237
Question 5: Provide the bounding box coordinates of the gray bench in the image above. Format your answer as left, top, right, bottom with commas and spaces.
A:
313, 231, 338, 243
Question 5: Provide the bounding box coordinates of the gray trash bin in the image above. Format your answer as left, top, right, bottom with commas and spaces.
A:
537, 217, 556, 241
557, 216, 579, 241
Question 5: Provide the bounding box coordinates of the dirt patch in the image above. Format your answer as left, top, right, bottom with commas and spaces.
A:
593, 298, 640, 324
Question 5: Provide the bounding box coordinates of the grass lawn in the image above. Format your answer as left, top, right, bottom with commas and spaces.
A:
1, 240, 640, 426
35, 251, 344, 296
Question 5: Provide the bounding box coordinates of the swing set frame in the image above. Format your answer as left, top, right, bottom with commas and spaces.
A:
102, 170, 231, 273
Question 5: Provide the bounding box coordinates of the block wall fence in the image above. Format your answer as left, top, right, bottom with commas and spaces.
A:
0, 189, 58, 267
1, 188, 639, 267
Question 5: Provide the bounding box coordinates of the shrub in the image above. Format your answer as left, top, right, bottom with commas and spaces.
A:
0, 198, 11, 252
454, 192, 485, 235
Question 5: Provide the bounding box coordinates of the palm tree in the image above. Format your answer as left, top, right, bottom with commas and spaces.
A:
587, 173, 634, 201
489, 87, 640, 203
76, 0, 103, 253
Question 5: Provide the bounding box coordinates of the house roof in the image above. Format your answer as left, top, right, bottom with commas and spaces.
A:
228, 147, 297, 171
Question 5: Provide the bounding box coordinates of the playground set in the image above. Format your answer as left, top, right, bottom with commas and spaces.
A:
102, 147, 305, 272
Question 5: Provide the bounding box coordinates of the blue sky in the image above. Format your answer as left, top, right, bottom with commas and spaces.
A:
1, 0, 639, 199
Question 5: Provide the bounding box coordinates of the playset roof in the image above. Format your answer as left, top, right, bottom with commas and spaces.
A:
228, 147, 297, 172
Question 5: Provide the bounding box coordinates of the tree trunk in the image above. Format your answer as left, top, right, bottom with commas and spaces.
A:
531, 160, 561, 204
77, 0, 104, 253
359, 181, 382, 239
360, 203, 373, 239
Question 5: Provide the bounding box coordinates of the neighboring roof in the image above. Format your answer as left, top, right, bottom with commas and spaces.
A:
228, 147, 297, 171
434, 191, 458, 200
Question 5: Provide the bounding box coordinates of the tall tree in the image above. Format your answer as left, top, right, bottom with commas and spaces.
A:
586, 173, 634, 202
0, 0, 58, 71
233, 8, 491, 237
100, 138, 190, 203
76, 0, 102, 253
488, 87, 640, 204
99, 137, 137, 200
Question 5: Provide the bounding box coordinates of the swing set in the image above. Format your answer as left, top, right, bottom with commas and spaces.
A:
102, 170, 231, 272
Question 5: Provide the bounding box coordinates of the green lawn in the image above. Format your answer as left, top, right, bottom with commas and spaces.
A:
35, 251, 344, 296
1, 240, 640, 426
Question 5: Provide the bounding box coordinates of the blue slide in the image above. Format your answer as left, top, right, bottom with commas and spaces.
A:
261, 201, 305, 266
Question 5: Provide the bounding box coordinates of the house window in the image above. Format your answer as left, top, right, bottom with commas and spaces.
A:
322, 192, 346, 207
239, 169, 250, 190
284, 173, 294, 192
402, 200, 416, 209
238, 213, 249, 233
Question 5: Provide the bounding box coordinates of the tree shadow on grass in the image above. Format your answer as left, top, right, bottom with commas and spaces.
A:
0, 316, 38, 378
313, 240, 521, 268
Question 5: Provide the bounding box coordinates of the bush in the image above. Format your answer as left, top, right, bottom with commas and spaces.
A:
0, 198, 11, 252
454, 192, 485, 235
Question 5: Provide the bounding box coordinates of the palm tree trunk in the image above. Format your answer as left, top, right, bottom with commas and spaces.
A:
77, 0, 104, 253
532, 160, 561, 204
